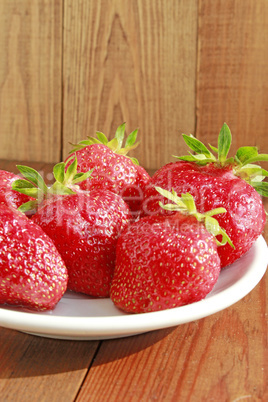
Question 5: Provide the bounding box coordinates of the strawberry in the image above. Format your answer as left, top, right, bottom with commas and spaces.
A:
65, 123, 150, 218
12, 158, 131, 297
141, 123, 267, 267
0, 197, 68, 311
0, 170, 32, 211
110, 188, 233, 313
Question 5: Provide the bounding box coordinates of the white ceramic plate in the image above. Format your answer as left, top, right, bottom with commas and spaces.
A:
0, 236, 267, 341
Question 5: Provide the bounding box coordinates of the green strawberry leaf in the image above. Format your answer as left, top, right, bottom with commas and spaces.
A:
175, 123, 268, 196
129, 157, 139, 166
14, 187, 43, 199
16, 165, 48, 193
18, 200, 38, 214
107, 137, 119, 152
115, 123, 126, 148
243, 154, 268, 165
53, 162, 65, 184
68, 123, 141, 163
251, 176, 267, 183
12, 177, 46, 203
204, 216, 222, 239
117, 141, 140, 156
125, 129, 138, 148
64, 157, 78, 184
69, 140, 93, 153
209, 144, 218, 153
174, 154, 198, 162
50, 181, 76, 196
79, 140, 92, 146
155, 187, 187, 211
235, 146, 259, 165
86, 137, 102, 145
238, 164, 268, 182
72, 172, 85, 180
12, 156, 93, 214
11, 180, 42, 199
218, 123, 232, 163
204, 216, 234, 247
175, 154, 215, 165
225, 157, 235, 165
189, 153, 215, 163
180, 193, 196, 213
251, 182, 268, 197
182, 134, 214, 158
96, 131, 108, 145
159, 202, 185, 211
72, 169, 94, 184
56, 156, 93, 187
155, 187, 234, 248
204, 207, 227, 217
12, 179, 36, 190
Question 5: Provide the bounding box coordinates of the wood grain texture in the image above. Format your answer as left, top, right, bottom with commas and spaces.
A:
76, 275, 268, 401
0, 0, 62, 163
196, 0, 268, 156
0, 328, 100, 402
63, 0, 198, 170
1, 0, 268, 169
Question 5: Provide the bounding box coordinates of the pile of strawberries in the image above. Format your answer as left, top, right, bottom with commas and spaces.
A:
0, 123, 267, 313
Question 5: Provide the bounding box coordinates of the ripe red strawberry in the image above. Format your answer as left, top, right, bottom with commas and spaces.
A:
0, 170, 32, 210
65, 123, 150, 218
141, 124, 267, 267
32, 190, 130, 297
12, 158, 131, 297
0, 198, 68, 311
110, 189, 233, 313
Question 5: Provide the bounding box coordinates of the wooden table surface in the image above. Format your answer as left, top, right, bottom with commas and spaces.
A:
0, 160, 267, 402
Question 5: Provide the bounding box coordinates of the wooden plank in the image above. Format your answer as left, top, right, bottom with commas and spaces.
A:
0, 328, 100, 402
0, 160, 46, 175
0, 0, 62, 163
196, 0, 268, 156
63, 0, 198, 170
76, 274, 267, 401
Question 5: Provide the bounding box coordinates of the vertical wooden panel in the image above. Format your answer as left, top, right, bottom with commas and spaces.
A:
197, 0, 268, 154
0, 0, 62, 163
63, 0, 198, 170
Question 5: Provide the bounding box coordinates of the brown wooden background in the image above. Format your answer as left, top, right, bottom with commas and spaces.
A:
0, 0, 267, 171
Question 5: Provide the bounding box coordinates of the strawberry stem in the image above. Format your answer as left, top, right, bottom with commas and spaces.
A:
69, 123, 141, 165
156, 187, 234, 248
12, 156, 93, 213
174, 123, 268, 196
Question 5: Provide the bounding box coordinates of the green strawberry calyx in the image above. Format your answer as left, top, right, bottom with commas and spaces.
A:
156, 187, 234, 248
11, 156, 93, 213
174, 123, 268, 197
69, 122, 140, 165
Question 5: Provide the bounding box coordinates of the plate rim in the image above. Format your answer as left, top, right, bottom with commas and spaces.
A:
0, 235, 267, 339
